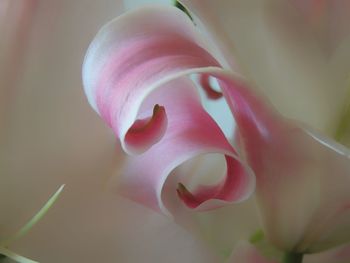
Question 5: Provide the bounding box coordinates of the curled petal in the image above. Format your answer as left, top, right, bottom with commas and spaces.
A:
177, 155, 250, 209
84, 5, 350, 251
199, 73, 223, 100
82, 5, 220, 154
83, 6, 255, 213
124, 104, 167, 154
116, 78, 254, 214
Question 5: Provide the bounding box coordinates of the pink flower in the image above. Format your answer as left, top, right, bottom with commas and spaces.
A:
82, 3, 350, 261
4, 0, 350, 262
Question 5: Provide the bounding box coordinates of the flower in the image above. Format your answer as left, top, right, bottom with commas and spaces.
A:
82, 2, 350, 262
3, 0, 350, 262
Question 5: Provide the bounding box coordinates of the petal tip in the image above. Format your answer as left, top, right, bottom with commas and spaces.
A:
200, 74, 223, 100
124, 104, 168, 155
176, 182, 199, 209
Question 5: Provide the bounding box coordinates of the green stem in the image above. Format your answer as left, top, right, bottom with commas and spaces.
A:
282, 252, 303, 263
334, 102, 350, 143
334, 83, 350, 144
0, 184, 64, 247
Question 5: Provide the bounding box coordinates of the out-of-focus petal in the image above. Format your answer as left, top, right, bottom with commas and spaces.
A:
226, 240, 350, 263
123, 0, 172, 10
169, 194, 261, 259
217, 73, 350, 252
290, 0, 350, 51
0, 0, 38, 133
305, 243, 350, 263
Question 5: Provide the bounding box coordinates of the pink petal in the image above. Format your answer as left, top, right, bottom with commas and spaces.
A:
82, 6, 220, 155
116, 78, 254, 214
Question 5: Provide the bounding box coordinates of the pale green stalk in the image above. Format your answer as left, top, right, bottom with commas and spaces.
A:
334, 81, 350, 144
282, 252, 303, 263
334, 101, 350, 143
0, 184, 65, 247
0, 246, 38, 263
0, 185, 65, 263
